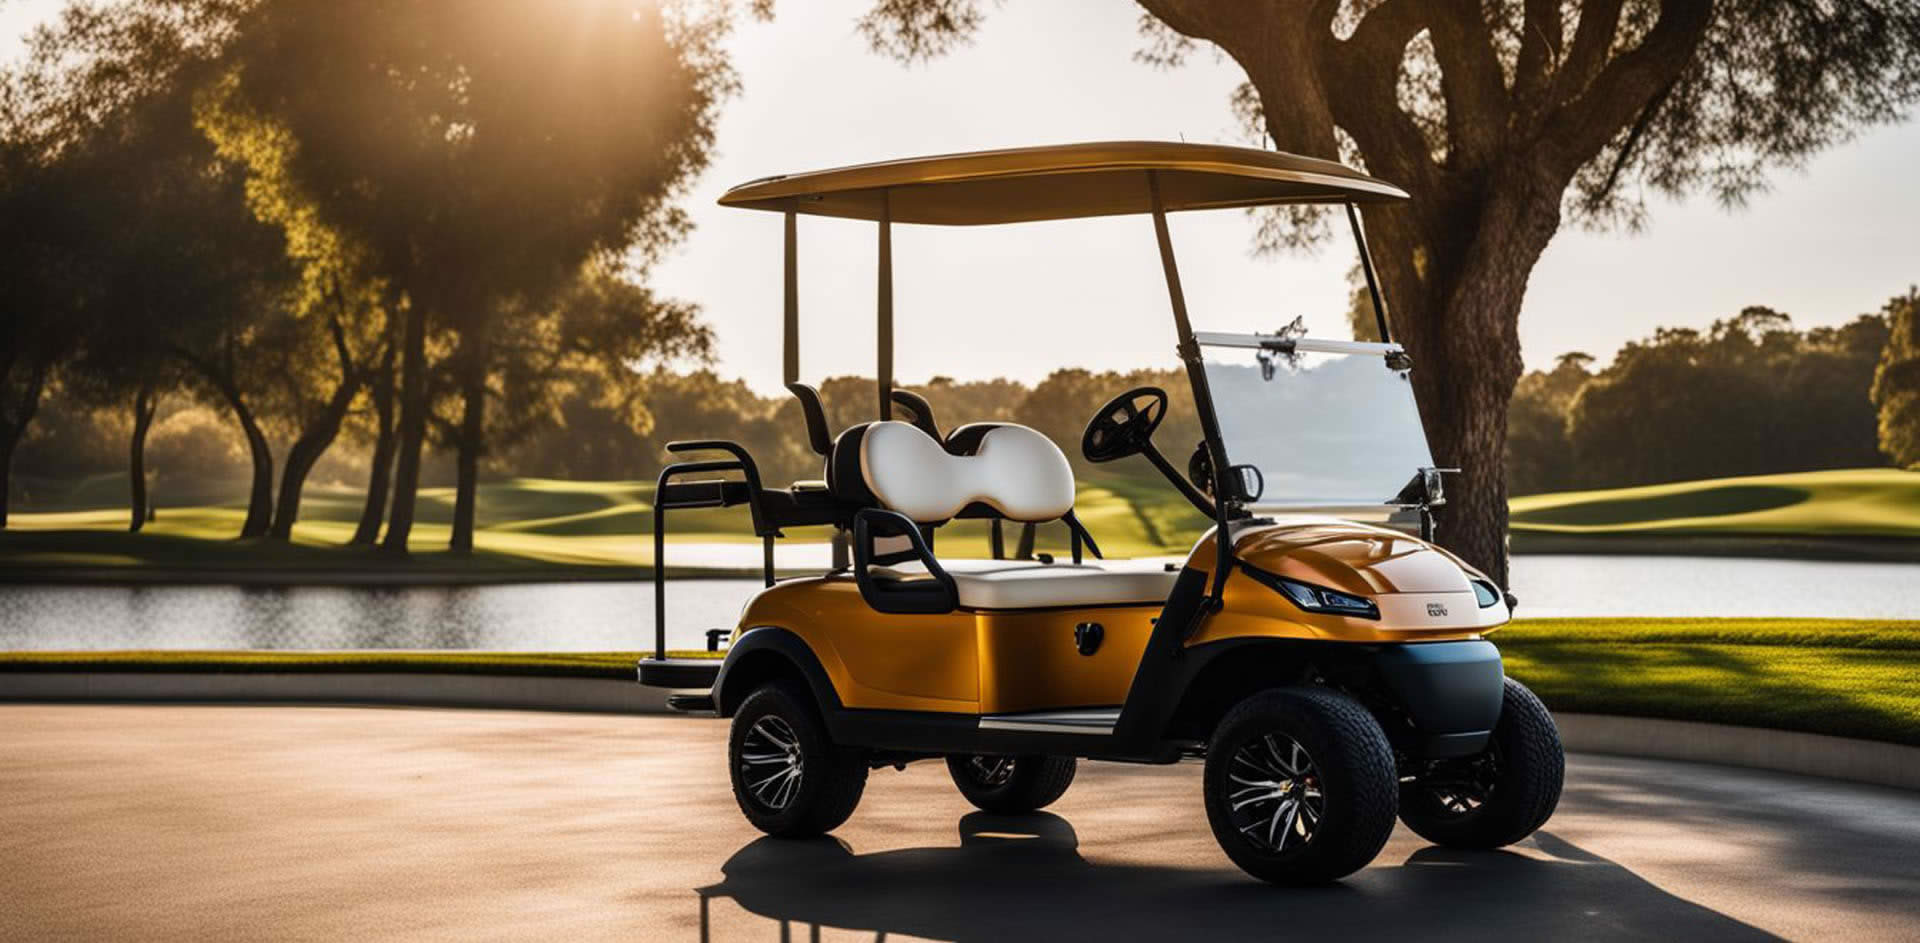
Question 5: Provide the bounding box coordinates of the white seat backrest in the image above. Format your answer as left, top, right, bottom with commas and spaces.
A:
860, 421, 1074, 524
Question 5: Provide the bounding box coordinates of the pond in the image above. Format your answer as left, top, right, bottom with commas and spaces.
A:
1, 555, 1915, 652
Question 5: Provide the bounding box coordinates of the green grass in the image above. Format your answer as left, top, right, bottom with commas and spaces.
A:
1, 473, 1193, 574
1497, 618, 1920, 747
8, 466, 1920, 574
1510, 468, 1920, 540
5, 618, 1915, 748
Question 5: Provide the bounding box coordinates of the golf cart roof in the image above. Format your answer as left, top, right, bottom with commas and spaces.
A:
718, 140, 1408, 225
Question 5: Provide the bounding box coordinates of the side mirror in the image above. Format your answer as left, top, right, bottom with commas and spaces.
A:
1229, 464, 1265, 503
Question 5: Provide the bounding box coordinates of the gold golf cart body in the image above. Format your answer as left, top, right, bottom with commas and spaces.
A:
637, 142, 1558, 885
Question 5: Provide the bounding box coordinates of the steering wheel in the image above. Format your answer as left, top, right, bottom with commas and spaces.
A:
1081, 387, 1169, 463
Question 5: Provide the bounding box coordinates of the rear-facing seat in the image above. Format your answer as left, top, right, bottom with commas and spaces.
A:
831, 418, 1182, 610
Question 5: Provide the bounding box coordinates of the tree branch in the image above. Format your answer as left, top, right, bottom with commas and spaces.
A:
1588, 73, 1679, 211
1428, 0, 1511, 165
1543, 0, 1713, 178
1511, 0, 1564, 118
1138, 0, 1345, 159
1327, 0, 1442, 188
1550, 0, 1628, 105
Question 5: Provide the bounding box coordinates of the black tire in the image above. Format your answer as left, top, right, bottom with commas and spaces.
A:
1398, 676, 1564, 849
945, 755, 1077, 813
1202, 687, 1399, 885
728, 680, 868, 838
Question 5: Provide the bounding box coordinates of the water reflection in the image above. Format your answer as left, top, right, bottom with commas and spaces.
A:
1, 555, 1915, 652
0, 580, 762, 652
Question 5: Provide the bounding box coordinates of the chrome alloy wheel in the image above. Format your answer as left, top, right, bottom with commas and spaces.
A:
739, 716, 804, 811
1227, 733, 1326, 854
966, 756, 1016, 787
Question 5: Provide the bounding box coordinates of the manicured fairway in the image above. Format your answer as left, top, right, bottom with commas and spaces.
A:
1510, 468, 1920, 540
10, 467, 1919, 573
0, 473, 1192, 572
8, 618, 1917, 747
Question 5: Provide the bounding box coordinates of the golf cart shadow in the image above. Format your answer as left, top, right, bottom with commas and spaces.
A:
696, 812, 1769, 942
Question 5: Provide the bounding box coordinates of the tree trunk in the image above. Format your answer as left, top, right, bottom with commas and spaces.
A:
270, 376, 360, 540
231, 398, 275, 539
128, 384, 158, 532
448, 336, 489, 554
0, 358, 49, 529
0, 433, 18, 528
178, 352, 275, 538
350, 344, 398, 546
1364, 174, 1562, 590
380, 303, 430, 554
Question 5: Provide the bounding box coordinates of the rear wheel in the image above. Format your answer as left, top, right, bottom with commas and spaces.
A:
728, 680, 868, 837
945, 755, 1077, 813
1202, 687, 1398, 885
1399, 677, 1564, 849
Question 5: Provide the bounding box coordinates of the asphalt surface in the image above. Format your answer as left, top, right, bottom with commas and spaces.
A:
3, 705, 1917, 942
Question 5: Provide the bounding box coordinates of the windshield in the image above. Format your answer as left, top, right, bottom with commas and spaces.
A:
1197, 335, 1434, 510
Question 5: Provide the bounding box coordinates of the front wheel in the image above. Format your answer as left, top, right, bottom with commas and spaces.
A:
1399, 676, 1564, 849
946, 755, 1076, 813
728, 680, 869, 837
1202, 687, 1399, 885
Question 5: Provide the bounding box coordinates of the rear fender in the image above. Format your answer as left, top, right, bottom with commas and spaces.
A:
713, 627, 843, 722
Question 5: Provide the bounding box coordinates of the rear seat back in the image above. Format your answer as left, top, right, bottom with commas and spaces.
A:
829, 420, 1074, 524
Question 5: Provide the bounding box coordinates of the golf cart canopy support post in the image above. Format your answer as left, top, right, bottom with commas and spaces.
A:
1147, 170, 1238, 608
783, 208, 798, 385
1346, 202, 1393, 344
878, 191, 893, 420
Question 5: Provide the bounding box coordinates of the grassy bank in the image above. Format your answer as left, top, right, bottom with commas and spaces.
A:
1496, 618, 1920, 747
6, 618, 1916, 747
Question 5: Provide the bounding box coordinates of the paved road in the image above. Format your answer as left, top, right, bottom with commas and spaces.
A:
3, 705, 1917, 942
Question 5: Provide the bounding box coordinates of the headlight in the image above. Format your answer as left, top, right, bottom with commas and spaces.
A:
1244, 567, 1379, 619
1471, 579, 1501, 608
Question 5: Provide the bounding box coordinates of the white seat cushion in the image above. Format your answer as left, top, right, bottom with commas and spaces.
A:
860, 421, 1074, 523
872, 558, 1183, 610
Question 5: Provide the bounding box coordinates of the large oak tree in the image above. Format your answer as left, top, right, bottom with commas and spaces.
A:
840, 0, 1920, 584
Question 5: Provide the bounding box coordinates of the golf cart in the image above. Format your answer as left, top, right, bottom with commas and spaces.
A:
638, 141, 1563, 885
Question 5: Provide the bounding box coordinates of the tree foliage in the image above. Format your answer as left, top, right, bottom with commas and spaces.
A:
3, 0, 724, 546
1872, 287, 1920, 467
1510, 306, 1892, 492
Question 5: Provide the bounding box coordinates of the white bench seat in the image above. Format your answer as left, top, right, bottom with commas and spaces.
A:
871, 558, 1182, 610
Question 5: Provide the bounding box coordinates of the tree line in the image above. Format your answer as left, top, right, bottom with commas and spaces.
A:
18, 289, 1917, 522
1, 0, 729, 550
1509, 290, 1920, 495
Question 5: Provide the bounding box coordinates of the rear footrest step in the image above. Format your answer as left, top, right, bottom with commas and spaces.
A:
665, 692, 716, 713
636, 657, 721, 689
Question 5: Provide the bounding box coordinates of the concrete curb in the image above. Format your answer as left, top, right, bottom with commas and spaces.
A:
0, 671, 672, 714
5, 673, 1916, 791
1553, 713, 1920, 792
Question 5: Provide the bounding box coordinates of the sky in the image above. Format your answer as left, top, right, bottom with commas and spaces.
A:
8, 0, 1918, 395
